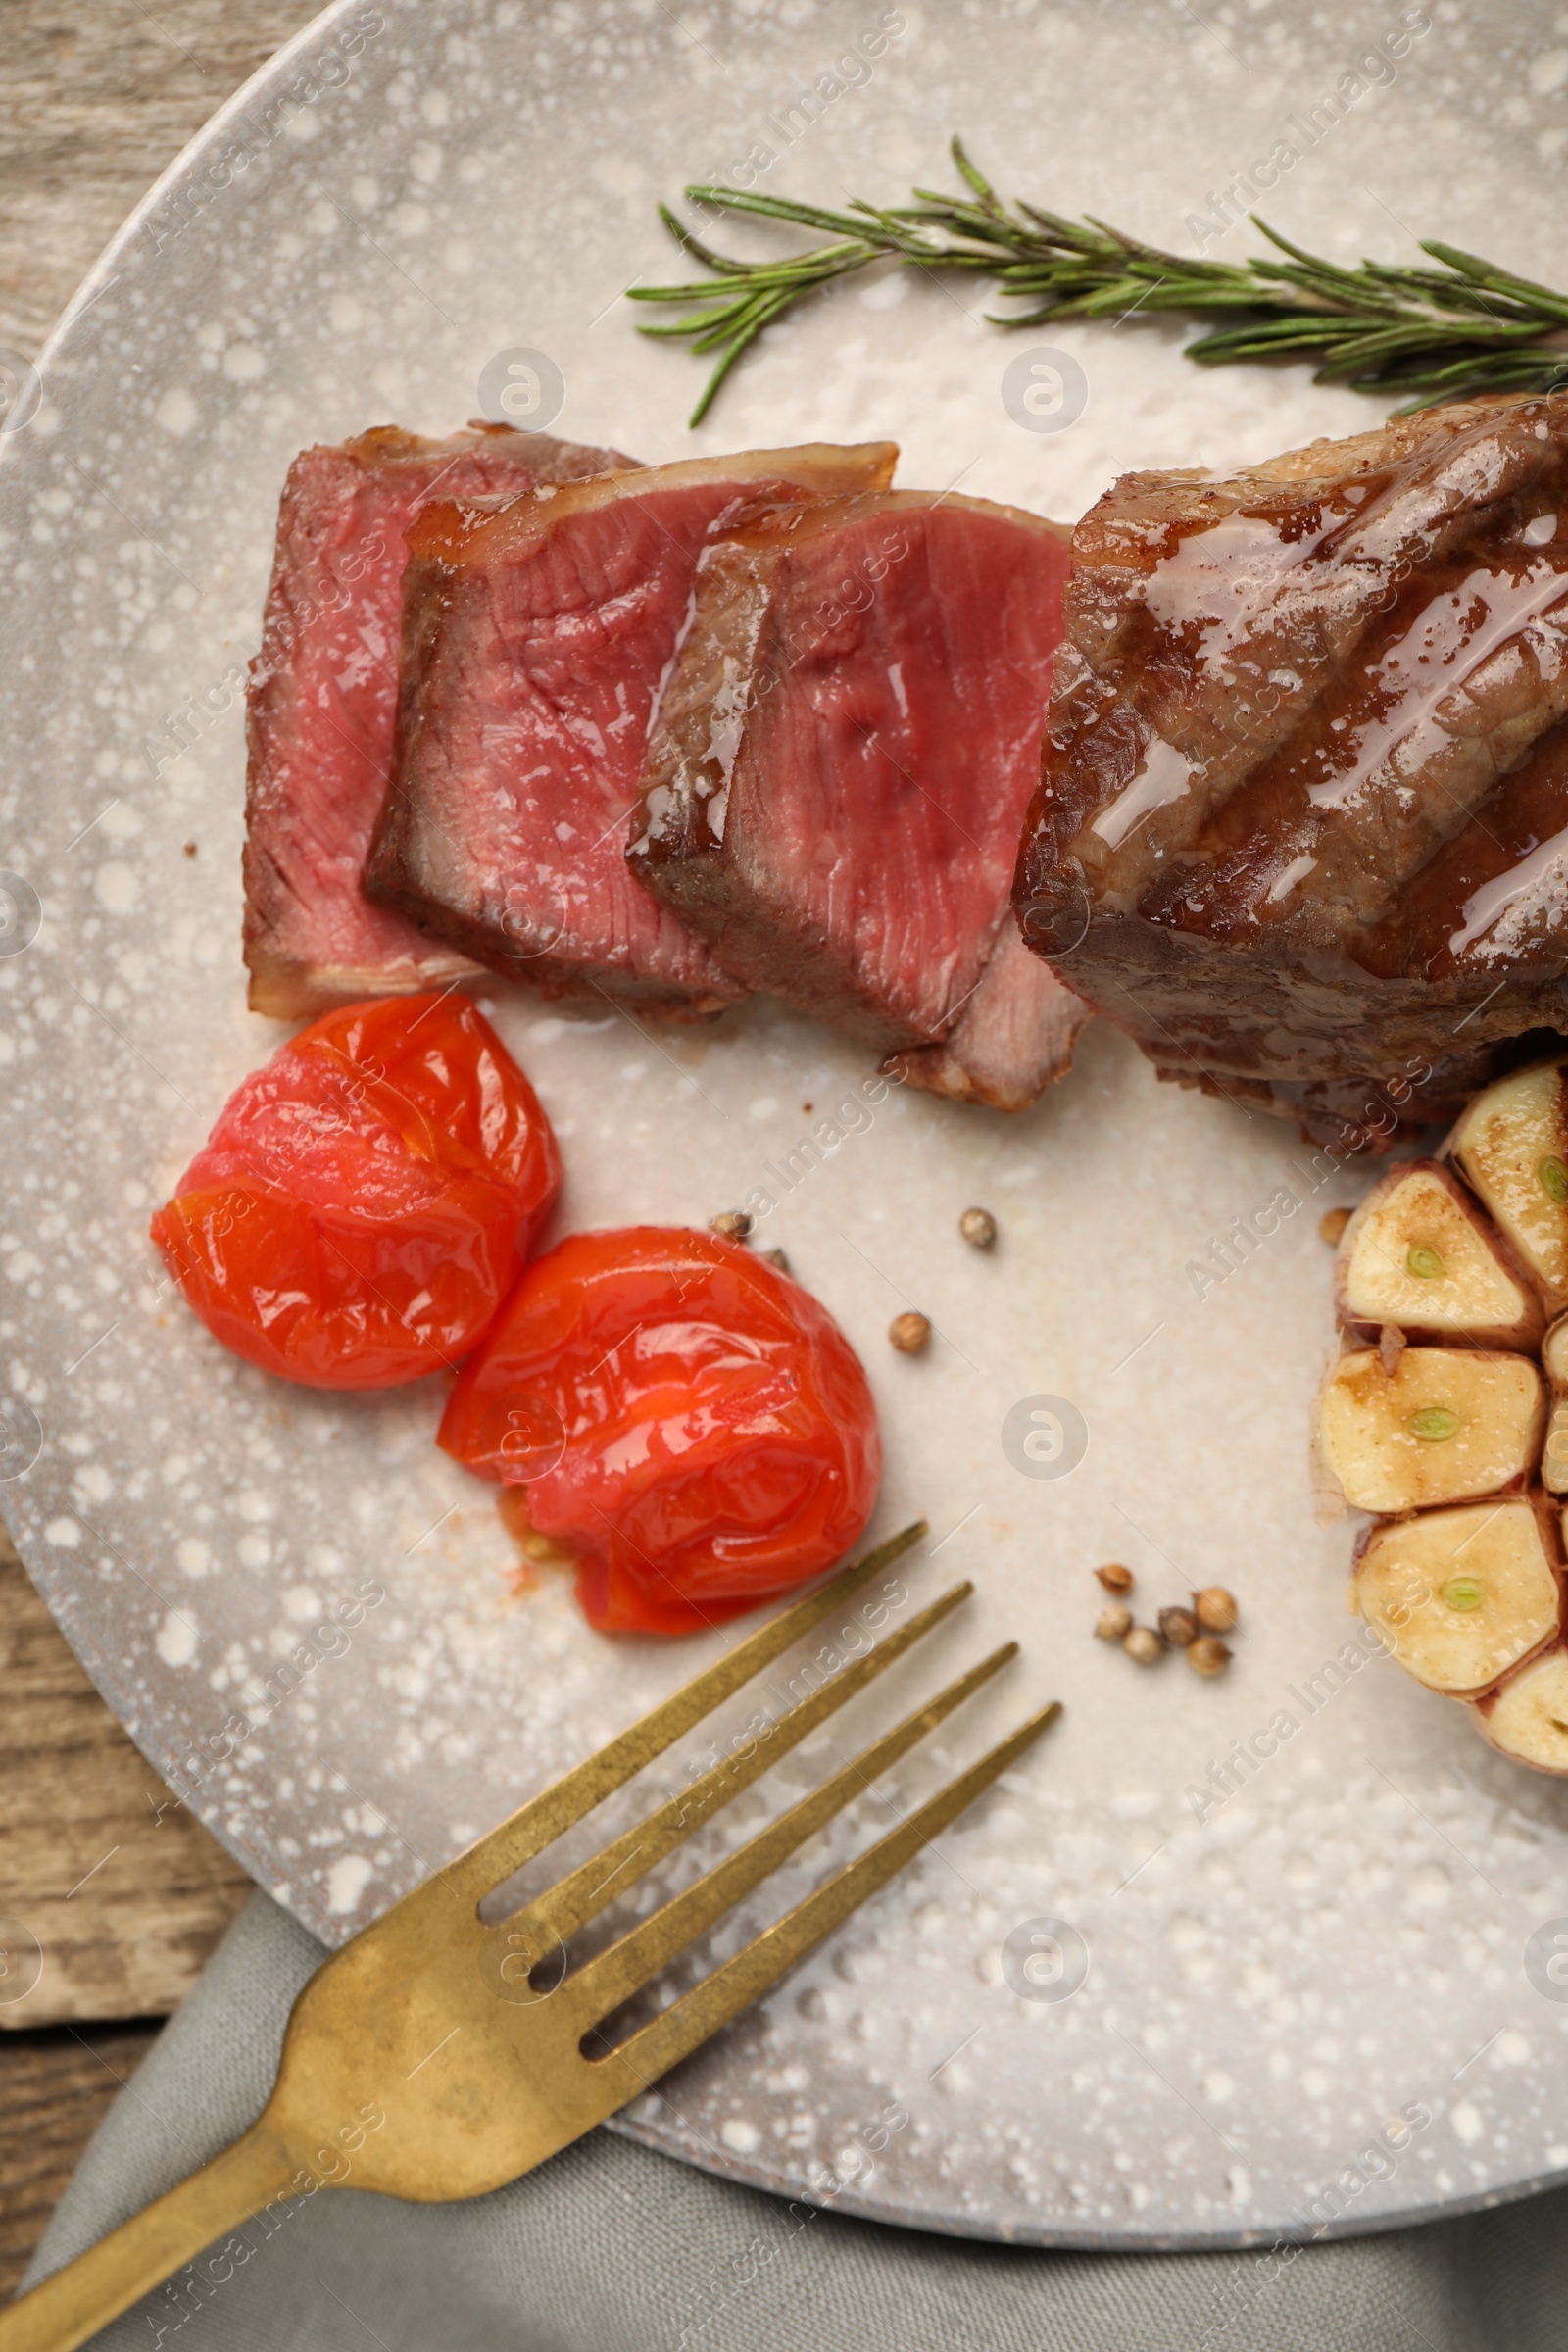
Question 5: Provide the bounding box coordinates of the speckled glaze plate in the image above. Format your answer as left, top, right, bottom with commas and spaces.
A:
5, 0, 1568, 2253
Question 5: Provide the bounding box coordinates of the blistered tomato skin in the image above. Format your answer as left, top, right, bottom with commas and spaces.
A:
438, 1226, 882, 1634
150, 995, 561, 1389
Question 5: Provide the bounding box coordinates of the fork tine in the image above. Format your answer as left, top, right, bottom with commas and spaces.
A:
493, 1581, 974, 1946
442, 1522, 927, 1903
568, 1642, 1020, 2030
591, 1698, 1061, 2096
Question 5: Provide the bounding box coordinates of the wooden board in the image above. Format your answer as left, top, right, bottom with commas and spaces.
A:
0, 0, 324, 357
0, 2025, 160, 2302
0, 1539, 253, 2028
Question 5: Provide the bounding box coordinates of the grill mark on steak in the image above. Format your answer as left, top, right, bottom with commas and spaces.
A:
1137, 555, 1568, 945
1015, 393, 1568, 1141
631, 489, 1088, 1104
243, 422, 634, 1020
1359, 715, 1568, 981
366, 444, 897, 1015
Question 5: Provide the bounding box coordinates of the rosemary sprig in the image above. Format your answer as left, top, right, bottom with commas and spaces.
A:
630, 137, 1568, 427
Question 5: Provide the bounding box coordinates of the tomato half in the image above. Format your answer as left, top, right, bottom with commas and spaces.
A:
438, 1226, 882, 1634
151, 994, 561, 1389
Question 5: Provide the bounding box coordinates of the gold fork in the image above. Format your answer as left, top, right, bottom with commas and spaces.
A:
1, 1523, 1059, 2352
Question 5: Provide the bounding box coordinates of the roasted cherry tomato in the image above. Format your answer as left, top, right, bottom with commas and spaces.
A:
438, 1226, 882, 1634
151, 994, 560, 1389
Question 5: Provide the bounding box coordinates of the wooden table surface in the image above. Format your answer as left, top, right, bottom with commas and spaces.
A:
0, 0, 320, 2294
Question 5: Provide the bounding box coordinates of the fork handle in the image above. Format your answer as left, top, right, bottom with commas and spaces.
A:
0, 2117, 300, 2352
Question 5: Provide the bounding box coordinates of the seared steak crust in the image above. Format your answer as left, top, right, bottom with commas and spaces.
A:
1014, 395, 1568, 1141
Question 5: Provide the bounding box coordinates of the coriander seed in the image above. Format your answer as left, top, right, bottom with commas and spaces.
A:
1123, 1625, 1164, 1666
709, 1210, 752, 1243
1095, 1605, 1133, 1642
959, 1206, 997, 1250
1095, 1562, 1134, 1594
1158, 1605, 1199, 1648
1186, 1636, 1232, 1677
1320, 1206, 1351, 1246
1192, 1586, 1238, 1634
889, 1311, 931, 1354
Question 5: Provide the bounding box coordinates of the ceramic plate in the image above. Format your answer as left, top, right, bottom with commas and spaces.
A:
4, 0, 1568, 2250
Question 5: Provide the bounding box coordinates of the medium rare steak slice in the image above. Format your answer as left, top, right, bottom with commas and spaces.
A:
1015, 394, 1568, 1145
896, 923, 1090, 1112
630, 490, 1088, 1104
367, 444, 897, 1014
244, 422, 631, 1020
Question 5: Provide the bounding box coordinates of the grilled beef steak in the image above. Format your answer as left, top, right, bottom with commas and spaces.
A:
630, 490, 1088, 1106
367, 444, 897, 1015
244, 422, 631, 1019
1014, 394, 1568, 1144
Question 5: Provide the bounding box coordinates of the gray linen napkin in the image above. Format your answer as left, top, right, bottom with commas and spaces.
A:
22, 1892, 1564, 2350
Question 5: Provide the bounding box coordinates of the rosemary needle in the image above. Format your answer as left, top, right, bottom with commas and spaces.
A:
630, 135, 1568, 428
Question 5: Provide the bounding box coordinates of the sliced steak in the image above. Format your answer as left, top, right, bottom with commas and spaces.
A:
1014, 394, 1568, 1144
896, 922, 1090, 1111
244, 421, 631, 1019
630, 490, 1087, 1104
367, 444, 897, 1015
